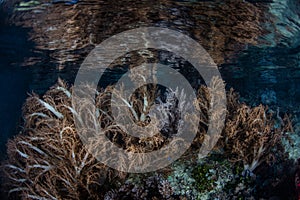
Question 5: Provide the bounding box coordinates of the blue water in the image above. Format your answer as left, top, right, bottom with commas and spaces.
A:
0, 11, 34, 158
220, 45, 300, 111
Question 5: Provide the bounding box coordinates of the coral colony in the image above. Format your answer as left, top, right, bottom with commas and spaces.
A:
2, 77, 296, 199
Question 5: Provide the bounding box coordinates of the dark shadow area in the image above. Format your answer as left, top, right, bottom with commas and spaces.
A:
0, 9, 34, 160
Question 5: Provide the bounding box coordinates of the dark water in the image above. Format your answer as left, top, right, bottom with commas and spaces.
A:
0, 11, 33, 158
221, 45, 300, 111
0, 0, 300, 160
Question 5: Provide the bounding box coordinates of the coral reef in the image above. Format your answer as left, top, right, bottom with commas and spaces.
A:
2, 80, 124, 199
104, 173, 173, 200
282, 132, 300, 162
1, 0, 299, 199
221, 89, 289, 173
167, 163, 199, 199
167, 157, 255, 200
1, 79, 293, 199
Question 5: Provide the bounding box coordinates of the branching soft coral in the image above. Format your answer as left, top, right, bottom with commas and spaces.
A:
222, 89, 286, 173
2, 80, 119, 200
2, 78, 195, 199
2, 79, 292, 199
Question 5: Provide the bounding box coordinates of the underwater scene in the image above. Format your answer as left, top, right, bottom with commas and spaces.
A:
1, 0, 300, 199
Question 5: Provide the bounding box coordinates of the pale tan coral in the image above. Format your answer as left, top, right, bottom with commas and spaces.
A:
2, 80, 119, 200
2, 78, 291, 199
221, 89, 287, 172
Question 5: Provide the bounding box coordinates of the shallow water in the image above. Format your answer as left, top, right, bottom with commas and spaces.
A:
0, 0, 300, 159
1, 1, 300, 200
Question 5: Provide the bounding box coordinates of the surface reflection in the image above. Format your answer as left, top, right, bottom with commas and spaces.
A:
10, 0, 264, 67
